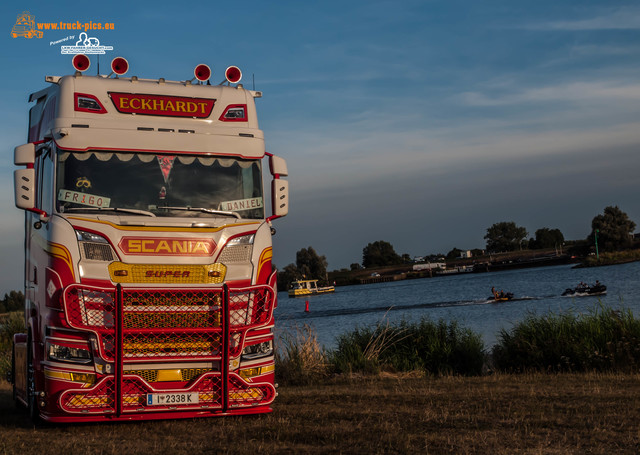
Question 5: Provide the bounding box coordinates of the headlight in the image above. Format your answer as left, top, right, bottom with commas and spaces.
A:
227, 234, 255, 246
241, 340, 273, 360
76, 229, 116, 261
47, 342, 92, 364
219, 234, 255, 263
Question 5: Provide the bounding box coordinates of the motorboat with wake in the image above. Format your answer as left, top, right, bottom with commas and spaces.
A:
489, 287, 514, 302
562, 281, 606, 297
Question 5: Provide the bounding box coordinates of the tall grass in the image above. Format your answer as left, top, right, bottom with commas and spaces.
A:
275, 324, 329, 385
492, 304, 640, 373
0, 311, 25, 380
330, 317, 486, 376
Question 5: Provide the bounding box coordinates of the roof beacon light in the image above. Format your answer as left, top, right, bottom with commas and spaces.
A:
111, 57, 129, 76
225, 66, 242, 84
72, 54, 91, 72
194, 64, 211, 82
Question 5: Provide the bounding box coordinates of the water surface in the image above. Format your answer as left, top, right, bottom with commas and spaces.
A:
275, 261, 640, 350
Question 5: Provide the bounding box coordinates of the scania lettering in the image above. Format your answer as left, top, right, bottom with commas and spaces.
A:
9, 56, 289, 422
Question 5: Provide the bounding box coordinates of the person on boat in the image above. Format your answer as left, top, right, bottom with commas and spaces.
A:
491, 287, 499, 299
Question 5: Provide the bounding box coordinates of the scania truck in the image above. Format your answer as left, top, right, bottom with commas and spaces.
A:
10, 55, 289, 422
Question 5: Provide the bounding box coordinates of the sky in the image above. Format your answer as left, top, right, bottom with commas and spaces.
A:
1, 0, 639, 294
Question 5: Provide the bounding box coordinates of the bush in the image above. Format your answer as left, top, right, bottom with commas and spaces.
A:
492, 305, 640, 373
0, 311, 26, 381
330, 318, 486, 376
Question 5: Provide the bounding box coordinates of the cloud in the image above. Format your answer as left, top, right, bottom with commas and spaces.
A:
524, 6, 640, 31
456, 80, 640, 107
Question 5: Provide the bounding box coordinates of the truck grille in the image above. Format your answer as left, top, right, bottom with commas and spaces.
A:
63, 285, 274, 361
60, 284, 276, 415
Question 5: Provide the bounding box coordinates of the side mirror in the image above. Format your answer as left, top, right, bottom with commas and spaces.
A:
14, 143, 48, 220
15, 143, 35, 165
269, 155, 288, 177
14, 168, 36, 211
271, 179, 289, 217
267, 154, 289, 220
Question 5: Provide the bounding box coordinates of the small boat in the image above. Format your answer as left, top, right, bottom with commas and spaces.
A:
489, 292, 514, 302
288, 279, 335, 298
489, 287, 514, 302
562, 282, 606, 297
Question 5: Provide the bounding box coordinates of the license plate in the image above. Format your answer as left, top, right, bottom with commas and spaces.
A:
147, 392, 199, 406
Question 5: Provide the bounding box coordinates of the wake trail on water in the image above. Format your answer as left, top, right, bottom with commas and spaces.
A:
283, 296, 541, 321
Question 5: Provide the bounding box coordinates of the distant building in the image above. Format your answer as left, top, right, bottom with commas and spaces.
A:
458, 250, 472, 259
413, 262, 446, 271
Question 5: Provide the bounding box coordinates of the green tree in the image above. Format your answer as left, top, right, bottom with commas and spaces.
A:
276, 247, 330, 291
0, 291, 24, 314
362, 240, 402, 268
277, 263, 300, 292
446, 247, 463, 261
588, 206, 636, 252
296, 246, 328, 280
530, 228, 565, 250
484, 221, 528, 252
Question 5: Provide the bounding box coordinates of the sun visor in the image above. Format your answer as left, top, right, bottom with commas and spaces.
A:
51, 126, 265, 159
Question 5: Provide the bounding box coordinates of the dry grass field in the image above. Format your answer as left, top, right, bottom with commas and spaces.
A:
1, 373, 639, 454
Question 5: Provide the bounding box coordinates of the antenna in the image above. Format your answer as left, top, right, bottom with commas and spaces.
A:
252, 73, 255, 91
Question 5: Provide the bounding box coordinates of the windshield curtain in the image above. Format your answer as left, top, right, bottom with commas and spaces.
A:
55, 150, 264, 219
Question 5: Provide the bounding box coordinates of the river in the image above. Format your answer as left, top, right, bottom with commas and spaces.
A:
275, 261, 640, 350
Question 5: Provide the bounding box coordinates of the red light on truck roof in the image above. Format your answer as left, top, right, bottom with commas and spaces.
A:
111, 57, 129, 76
194, 64, 211, 82
72, 54, 90, 72
225, 66, 242, 84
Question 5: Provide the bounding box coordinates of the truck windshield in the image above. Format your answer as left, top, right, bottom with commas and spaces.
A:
55, 151, 264, 219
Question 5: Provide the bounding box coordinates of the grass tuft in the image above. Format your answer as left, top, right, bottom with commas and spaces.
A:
275, 324, 329, 385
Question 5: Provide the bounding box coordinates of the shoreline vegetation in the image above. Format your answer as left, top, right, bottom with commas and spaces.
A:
275, 304, 640, 385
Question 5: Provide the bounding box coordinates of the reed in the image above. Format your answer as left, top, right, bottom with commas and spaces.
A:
330, 317, 486, 376
492, 304, 640, 373
275, 323, 330, 385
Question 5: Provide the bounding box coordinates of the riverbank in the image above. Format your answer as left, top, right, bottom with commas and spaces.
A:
329, 249, 576, 286
1, 373, 638, 454
575, 248, 640, 268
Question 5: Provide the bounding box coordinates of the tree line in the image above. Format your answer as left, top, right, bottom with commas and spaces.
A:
0, 291, 25, 314
277, 205, 637, 290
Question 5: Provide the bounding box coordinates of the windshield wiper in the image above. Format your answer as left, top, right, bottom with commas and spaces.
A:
63, 207, 156, 217
156, 206, 241, 219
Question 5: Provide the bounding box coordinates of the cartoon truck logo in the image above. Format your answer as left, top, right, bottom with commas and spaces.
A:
11, 11, 43, 39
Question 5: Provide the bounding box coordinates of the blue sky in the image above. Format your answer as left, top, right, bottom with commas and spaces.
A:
1, 1, 639, 294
